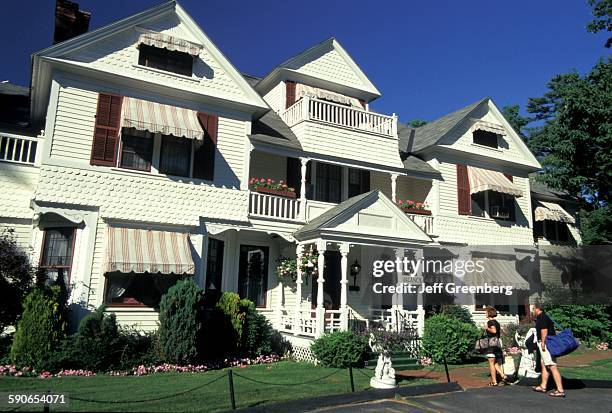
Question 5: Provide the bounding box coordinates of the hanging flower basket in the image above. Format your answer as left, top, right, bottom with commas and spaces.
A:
249, 178, 296, 198
299, 246, 319, 277
276, 257, 297, 283
397, 199, 431, 215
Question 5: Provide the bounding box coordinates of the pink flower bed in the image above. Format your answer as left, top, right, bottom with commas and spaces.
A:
596, 342, 609, 351
418, 356, 433, 366
2, 354, 282, 379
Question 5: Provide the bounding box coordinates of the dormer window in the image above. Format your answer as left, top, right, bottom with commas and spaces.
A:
137, 32, 202, 77
471, 121, 506, 149
473, 130, 499, 148
138, 44, 193, 76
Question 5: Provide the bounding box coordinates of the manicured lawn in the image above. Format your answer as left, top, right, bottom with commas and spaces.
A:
0, 361, 434, 412
562, 358, 612, 381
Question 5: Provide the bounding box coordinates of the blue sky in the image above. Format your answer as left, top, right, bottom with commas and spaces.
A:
0, 0, 608, 122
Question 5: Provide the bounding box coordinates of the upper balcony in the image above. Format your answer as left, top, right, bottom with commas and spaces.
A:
281, 95, 397, 137
279, 96, 402, 169
0, 134, 40, 166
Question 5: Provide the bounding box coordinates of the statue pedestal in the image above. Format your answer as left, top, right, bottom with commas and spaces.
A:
370, 376, 397, 389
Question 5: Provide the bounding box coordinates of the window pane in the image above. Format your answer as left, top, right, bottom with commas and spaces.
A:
205, 238, 224, 293
471, 191, 486, 217
120, 130, 153, 171
138, 44, 193, 76
238, 245, 269, 307
488, 191, 515, 220
104, 273, 182, 307
473, 130, 499, 148
159, 135, 191, 177
42, 228, 74, 267
348, 169, 369, 198
316, 163, 342, 203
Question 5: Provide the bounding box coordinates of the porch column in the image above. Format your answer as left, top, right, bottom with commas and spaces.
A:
390, 173, 398, 203
315, 239, 327, 337
339, 243, 350, 331
299, 158, 309, 220
393, 248, 405, 332
294, 243, 304, 336
276, 280, 284, 330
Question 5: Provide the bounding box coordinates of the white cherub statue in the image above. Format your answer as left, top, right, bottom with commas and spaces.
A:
369, 332, 397, 389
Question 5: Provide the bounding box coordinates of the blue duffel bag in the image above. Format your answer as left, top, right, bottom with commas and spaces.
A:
545, 318, 579, 357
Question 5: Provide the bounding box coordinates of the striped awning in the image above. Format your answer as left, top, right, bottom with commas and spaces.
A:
470, 120, 506, 135
468, 166, 523, 197
295, 84, 362, 107
105, 227, 195, 275
534, 201, 575, 224
465, 258, 530, 290
121, 96, 205, 140
139, 32, 202, 56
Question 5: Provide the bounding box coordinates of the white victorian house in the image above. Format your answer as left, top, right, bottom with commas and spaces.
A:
0, 1, 582, 357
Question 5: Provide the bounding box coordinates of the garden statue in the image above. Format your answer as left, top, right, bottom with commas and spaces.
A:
516, 328, 540, 378
368, 332, 397, 389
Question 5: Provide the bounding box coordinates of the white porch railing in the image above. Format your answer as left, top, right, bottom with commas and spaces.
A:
324, 310, 342, 333
369, 308, 423, 333
0, 135, 39, 165
248, 191, 302, 221
281, 96, 397, 137
406, 213, 435, 236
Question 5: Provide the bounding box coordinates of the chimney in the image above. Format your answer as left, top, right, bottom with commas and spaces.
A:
53, 0, 91, 44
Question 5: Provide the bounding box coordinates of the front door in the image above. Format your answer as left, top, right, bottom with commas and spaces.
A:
312, 250, 341, 310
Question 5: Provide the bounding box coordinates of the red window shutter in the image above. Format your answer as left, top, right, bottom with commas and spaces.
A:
285, 81, 296, 109
90, 93, 122, 166
358, 99, 367, 109
456, 164, 471, 215
504, 173, 513, 182
194, 112, 218, 180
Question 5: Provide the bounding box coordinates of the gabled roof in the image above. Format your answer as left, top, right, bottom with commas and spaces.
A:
30, 1, 268, 122
249, 110, 303, 151
255, 37, 381, 102
530, 177, 580, 204
408, 98, 489, 153
293, 190, 432, 244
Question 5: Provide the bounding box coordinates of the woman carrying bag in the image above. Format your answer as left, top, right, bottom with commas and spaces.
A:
483, 307, 506, 386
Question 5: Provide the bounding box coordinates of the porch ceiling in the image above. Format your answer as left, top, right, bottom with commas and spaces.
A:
293, 190, 433, 247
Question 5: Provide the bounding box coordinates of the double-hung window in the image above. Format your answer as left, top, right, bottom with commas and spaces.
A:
138, 44, 193, 77
316, 163, 342, 203
471, 191, 516, 221
159, 135, 191, 177
40, 228, 75, 286
119, 128, 154, 172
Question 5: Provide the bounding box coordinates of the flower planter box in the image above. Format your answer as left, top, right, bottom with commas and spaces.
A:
252, 186, 297, 198
401, 208, 431, 215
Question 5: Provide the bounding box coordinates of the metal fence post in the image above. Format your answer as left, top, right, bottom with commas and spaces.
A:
348, 364, 355, 392
443, 356, 451, 383
228, 370, 236, 410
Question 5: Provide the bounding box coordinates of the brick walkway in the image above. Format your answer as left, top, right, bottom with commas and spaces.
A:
397, 350, 611, 389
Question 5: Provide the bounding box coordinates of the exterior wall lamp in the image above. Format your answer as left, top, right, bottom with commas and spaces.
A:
349, 259, 361, 291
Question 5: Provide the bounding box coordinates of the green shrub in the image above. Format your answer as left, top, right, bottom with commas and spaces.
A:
546, 305, 611, 345
158, 279, 204, 364
216, 292, 251, 343
0, 334, 12, 364
0, 229, 34, 333
10, 286, 67, 370
204, 292, 252, 357
242, 306, 273, 357
422, 314, 479, 364
116, 328, 162, 370
311, 331, 369, 368
441, 305, 475, 326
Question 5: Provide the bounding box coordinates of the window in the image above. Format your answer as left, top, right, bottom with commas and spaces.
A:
138, 44, 193, 76
104, 273, 182, 307
488, 191, 516, 221
470, 191, 516, 221
238, 245, 269, 307
159, 135, 191, 177
473, 130, 499, 148
120, 128, 153, 171
205, 238, 225, 295
40, 228, 75, 286
537, 220, 570, 242
315, 163, 342, 203
348, 168, 370, 198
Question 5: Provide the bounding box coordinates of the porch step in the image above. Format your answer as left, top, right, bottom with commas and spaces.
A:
364, 354, 422, 371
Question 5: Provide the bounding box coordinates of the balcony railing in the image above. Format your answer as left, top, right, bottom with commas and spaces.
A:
0, 135, 39, 165
249, 191, 302, 221
281, 95, 397, 137
406, 213, 435, 236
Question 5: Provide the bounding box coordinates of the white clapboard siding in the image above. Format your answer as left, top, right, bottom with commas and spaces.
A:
0, 163, 40, 220
0, 220, 33, 251
263, 82, 285, 113
51, 87, 98, 162
292, 48, 365, 91
215, 116, 248, 189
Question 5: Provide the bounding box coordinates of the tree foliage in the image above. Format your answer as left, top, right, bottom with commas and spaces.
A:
587, 0, 612, 47
0, 229, 34, 332
502, 104, 530, 139
422, 314, 479, 364
408, 119, 428, 128
526, 58, 612, 210
10, 285, 67, 370
158, 279, 204, 364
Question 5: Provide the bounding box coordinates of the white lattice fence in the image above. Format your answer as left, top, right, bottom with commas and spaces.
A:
292, 346, 318, 364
